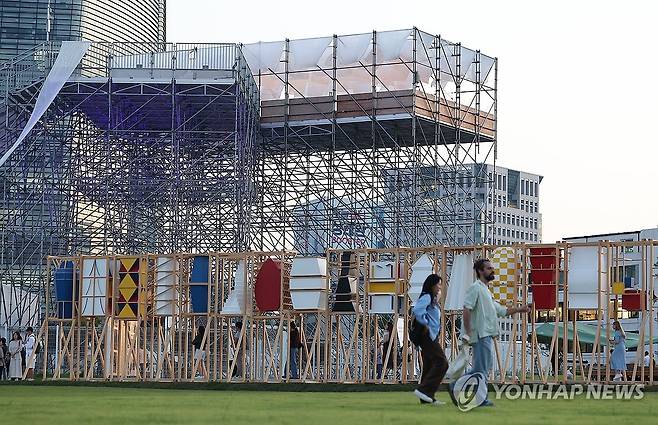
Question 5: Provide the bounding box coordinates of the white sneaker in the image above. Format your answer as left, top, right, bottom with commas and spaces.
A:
414, 389, 433, 403
613, 374, 622, 382
432, 399, 446, 406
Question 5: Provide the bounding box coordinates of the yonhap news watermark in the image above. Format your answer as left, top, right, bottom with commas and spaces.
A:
492, 383, 645, 400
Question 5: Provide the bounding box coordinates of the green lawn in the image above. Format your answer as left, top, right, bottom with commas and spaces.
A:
0, 386, 655, 424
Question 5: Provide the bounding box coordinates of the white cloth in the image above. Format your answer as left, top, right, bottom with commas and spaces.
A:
8, 340, 22, 378
0, 41, 91, 168
194, 349, 206, 361
645, 355, 652, 367
24, 334, 36, 369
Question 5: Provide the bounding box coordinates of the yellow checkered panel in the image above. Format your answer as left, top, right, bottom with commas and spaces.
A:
491, 247, 518, 306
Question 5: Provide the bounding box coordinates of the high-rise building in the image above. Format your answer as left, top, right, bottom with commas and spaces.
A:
0, 0, 166, 61
381, 163, 543, 247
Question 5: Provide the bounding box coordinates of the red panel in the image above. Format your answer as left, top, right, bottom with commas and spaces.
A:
529, 256, 557, 270
530, 269, 556, 285
531, 284, 557, 310
530, 247, 557, 256
255, 258, 282, 312
622, 290, 644, 311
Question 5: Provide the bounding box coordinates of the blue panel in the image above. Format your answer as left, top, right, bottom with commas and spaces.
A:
190, 285, 209, 313
54, 261, 74, 302
54, 261, 74, 319
191, 256, 209, 283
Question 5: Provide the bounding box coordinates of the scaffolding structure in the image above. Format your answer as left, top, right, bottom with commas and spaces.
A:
0, 27, 496, 336
0, 41, 260, 332
248, 28, 497, 254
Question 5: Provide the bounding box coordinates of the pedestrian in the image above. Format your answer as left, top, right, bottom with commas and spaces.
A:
381, 321, 397, 379
0, 337, 7, 380
289, 322, 302, 379
610, 320, 627, 382
451, 258, 530, 408
192, 325, 207, 380
24, 326, 36, 381
412, 273, 449, 406
8, 331, 23, 380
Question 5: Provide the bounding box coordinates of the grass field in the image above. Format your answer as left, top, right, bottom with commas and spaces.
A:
0, 385, 656, 424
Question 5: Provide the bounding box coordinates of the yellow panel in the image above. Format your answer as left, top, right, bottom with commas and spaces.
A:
368, 281, 396, 294
117, 304, 136, 318
119, 273, 137, 288
120, 257, 138, 271
119, 287, 136, 301
612, 282, 625, 295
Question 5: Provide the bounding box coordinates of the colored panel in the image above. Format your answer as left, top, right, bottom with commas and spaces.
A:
191, 256, 210, 284
531, 284, 557, 310
445, 254, 473, 311
491, 247, 518, 306
612, 282, 625, 295
530, 270, 556, 285
368, 281, 396, 294
54, 261, 75, 319
622, 290, 645, 311
332, 276, 357, 312
190, 285, 209, 313
116, 257, 141, 319
255, 258, 283, 312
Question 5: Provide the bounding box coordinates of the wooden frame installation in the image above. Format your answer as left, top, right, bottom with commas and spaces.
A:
37, 240, 656, 385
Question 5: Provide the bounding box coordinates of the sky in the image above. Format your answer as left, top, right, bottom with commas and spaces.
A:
166, 0, 658, 243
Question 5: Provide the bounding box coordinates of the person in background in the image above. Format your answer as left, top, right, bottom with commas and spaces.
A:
24, 326, 36, 381
610, 320, 627, 382
289, 322, 302, 379
8, 332, 23, 381
643, 351, 655, 367
381, 321, 397, 379
454, 258, 530, 408
412, 274, 448, 406
192, 325, 207, 380
233, 321, 244, 378
0, 338, 7, 380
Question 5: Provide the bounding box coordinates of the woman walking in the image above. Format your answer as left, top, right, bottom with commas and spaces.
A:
192, 325, 208, 380
412, 274, 449, 406
8, 332, 23, 380
610, 320, 627, 382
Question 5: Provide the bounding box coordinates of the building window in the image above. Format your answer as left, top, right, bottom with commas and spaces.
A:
534, 182, 538, 197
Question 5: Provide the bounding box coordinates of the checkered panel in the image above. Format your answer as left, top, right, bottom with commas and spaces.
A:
490, 247, 519, 306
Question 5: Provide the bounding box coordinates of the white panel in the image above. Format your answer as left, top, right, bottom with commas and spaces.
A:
369, 294, 395, 314
376, 29, 412, 62
290, 257, 327, 277
409, 254, 434, 304
291, 291, 327, 310
370, 261, 395, 280
568, 246, 606, 293
81, 297, 105, 317
0, 41, 91, 168
445, 254, 474, 311
242, 41, 285, 74
289, 37, 332, 71
289, 277, 326, 290
222, 260, 248, 315
337, 33, 372, 67
567, 293, 605, 310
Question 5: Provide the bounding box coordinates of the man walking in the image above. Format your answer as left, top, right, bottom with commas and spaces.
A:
289, 322, 302, 379
452, 258, 530, 408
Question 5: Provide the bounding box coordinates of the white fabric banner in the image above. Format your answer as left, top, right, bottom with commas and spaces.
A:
376, 29, 412, 62
289, 37, 332, 71
337, 33, 372, 67
242, 41, 285, 74
0, 41, 90, 168
445, 253, 474, 311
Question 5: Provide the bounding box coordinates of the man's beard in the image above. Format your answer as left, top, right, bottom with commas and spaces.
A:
485, 274, 495, 281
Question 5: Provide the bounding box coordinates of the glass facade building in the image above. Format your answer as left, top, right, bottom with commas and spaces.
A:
0, 0, 166, 61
